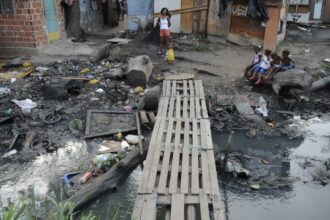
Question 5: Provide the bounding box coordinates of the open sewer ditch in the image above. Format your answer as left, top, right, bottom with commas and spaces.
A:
1, 117, 330, 220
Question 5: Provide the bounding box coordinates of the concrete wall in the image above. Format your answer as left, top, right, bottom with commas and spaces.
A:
0, 0, 65, 48
128, 0, 153, 31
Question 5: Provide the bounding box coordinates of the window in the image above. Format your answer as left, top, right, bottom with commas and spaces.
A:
0, 0, 14, 14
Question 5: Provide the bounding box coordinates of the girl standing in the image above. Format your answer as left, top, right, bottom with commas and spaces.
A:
157, 8, 171, 55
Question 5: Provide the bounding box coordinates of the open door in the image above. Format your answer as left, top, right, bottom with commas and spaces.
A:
43, 0, 59, 41
313, 0, 323, 20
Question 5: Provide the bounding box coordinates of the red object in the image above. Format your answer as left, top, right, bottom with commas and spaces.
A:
80, 172, 92, 184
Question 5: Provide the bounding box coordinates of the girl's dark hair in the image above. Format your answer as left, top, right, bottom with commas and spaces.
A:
161, 7, 171, 17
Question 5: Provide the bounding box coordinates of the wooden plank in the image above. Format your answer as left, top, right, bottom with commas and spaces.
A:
198, 80, 205, 98
140, 194, 157, 220
162, 80, 166, 96
190, 97, 195, 118
176, 95, 181, 118
191, 148, 199, 194
192, 119, 198, 148
146, 117, 167, 193
170, 194, 185, 220
200, 194, 210, 220
166, 80, 171, 96
183, 97, 188, 118
212, 195, 223, 220
161, 97, 170, 118
201, 150, 211, 194
169, 118, 182, 193
165, 73, 195, 80
194, 80, 200, 97
207, 150, 220, 194
189, 80, 194, 96
157, 97, 165, 118
183, 80, 188, 96
204, 120, 213, 150
180, 118, 190, 193
181, 0, 194, 33
153, 5, 208, 17
135, 112, 143, 155
195, 97, 201, 119
171, 81, 176, 96
158, 118, 174, 193
168, 97, 175, 118
138, 119, 161, 193
201, 99, 208, 118
200, 120, 208, 149
131, 195, 144, 219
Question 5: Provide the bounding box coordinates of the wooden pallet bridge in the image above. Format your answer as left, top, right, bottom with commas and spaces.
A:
132, 79, 223, 220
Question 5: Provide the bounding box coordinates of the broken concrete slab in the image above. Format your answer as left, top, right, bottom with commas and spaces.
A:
106, 38, 132, 44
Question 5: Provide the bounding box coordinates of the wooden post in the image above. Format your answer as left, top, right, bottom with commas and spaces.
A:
263, 6, 281, 50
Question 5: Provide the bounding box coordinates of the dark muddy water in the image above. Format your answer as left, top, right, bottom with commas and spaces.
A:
1, 118, 330, 219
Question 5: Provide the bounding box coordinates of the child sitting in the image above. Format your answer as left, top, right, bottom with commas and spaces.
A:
243, 45, 263, 79
281, 49, 295, 71
249, 49, 272, 84
266, 52, 282, 80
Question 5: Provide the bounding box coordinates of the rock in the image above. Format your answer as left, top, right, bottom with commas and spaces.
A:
126, 55, 153, 87
142, 85, 161, 111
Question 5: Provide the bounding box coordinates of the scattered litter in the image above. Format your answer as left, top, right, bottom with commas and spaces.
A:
268, 122, 275, 128
95, 88, 104, 93
92, 153, 119, 169
85, 73, 94, 79
23, 62, 31, 67
297, 26, 311, 32
80, 67, 90, 74
11, 78, 16, 83
12, 99, 37, 113
125, 134, 144, 145
69, 119, 85, 135
106, 38, 132, 44
256, 96, 268, 118
134, 86, 144, 94
123, 105, 133, 112
89, 79, 99, 84
2, 149, 17, 158
42, 113, 62, 124
100, 140, 121, 153
261, 159, 269, 165
0, 87, 11, 94
121, 140, 130, 150
304, 49, 311, 53
91, 97, 99, 101
250, 183, 260, 190
324, 58, 330, 63
36, 66, 49, 72
64, 172, 82, 187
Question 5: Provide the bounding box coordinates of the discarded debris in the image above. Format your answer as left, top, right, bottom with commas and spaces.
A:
12, 99, 37, 113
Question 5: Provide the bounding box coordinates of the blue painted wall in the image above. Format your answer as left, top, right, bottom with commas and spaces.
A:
127, 0, 153, 30
80, 0, 103, 32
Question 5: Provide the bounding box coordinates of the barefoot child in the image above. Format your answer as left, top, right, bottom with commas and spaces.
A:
249, 49, 272, 84
243, 45, 263, 79
280, 49, 295, 71
167, 40, 175, 65
266, 52, 281, 79
157, 8, 171, 55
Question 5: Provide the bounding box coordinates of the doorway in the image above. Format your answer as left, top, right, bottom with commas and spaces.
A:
43, 0, 59, 40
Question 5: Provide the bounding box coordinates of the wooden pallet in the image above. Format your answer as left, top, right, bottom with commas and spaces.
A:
132, 194, 222, 220
158, 96, 209, 119
162, 80, 205, 98
133, 79, 222, 220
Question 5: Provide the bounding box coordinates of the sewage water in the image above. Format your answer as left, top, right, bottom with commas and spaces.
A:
1, 117, 330, 219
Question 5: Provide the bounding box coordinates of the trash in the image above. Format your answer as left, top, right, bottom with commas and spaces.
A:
9, 57, 21, 66
64, 172, 82, 187
304, 49, 311, 53
261, 159, 269, 165
89, 79, 99, 84
323, 58, 330, 63
95, 88, 104, 93
79, 172, 92, 184
250, 183, 260, 190
2, 149, 17, 158
36, 66, 49, 72
91, 97, 99, 101
125, 135, 144, 145
12, 99, 37, 113
256, 96, 268, 118
42, 113, 62, 124
114, 131, 123, 141
268, 122, 275, 128
99, 141, 121, 153
11, 78, 16, 83
225, 160, 250, 178
123, 105, 133, 112
92, 153, 119, 169
318, 69, 329, 78
121, 140, 130, 150
134, 86, 144, 94
297, 26, 311, 32
69, 119, 85, 135
106, 38, 132, 44
0, 87, 10, 94
85, 73, 94, 79
23, 62, 31, 67
80, 67, 90, 74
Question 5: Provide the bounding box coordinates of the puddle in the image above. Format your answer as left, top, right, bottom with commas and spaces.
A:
213, 116, 330, 220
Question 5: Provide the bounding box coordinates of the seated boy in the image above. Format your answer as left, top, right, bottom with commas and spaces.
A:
249, 49, 272, 85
